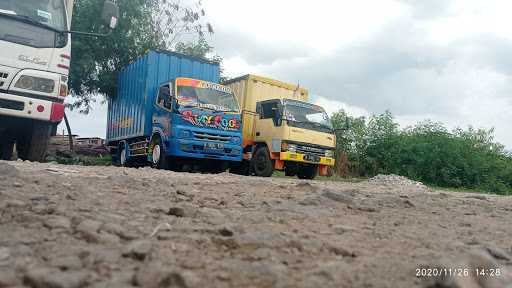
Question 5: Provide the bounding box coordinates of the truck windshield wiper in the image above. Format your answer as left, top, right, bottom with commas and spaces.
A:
0, 12, 62, 33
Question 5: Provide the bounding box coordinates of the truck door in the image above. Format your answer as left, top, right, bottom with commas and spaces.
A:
153, 82, 175, 138
255, 100, 283, 152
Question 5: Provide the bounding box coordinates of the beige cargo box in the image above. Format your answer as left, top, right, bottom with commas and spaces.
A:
225, 74, 308, 143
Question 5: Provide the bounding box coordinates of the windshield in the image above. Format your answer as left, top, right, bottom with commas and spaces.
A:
177, 85, 239, 113
284, 100, 333, 132
0, 0, 67, 31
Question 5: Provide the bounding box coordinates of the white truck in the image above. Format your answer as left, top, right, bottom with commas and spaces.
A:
0, 0, 118, 161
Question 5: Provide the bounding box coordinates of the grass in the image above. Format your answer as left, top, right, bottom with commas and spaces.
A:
46, 154, 112, 166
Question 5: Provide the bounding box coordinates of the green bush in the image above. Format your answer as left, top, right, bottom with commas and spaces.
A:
332, 110, 512, 195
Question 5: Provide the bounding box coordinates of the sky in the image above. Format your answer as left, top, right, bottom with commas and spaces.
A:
62, 0, 512, 148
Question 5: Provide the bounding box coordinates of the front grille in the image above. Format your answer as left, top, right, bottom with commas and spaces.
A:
295, 144, 326, 157
193, 132, 230, 143
0, 98, 24, 111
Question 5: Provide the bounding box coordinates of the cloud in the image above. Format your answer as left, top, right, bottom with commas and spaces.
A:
65, 0, 512, 149
397, 0, 454, 19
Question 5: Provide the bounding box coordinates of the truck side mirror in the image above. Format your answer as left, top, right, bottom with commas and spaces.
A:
101, 0, 119, 30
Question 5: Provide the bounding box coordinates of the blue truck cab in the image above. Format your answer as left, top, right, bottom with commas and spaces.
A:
106, 51, 242, 172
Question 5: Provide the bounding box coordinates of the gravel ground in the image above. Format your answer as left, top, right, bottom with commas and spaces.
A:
1, 160, 511, 288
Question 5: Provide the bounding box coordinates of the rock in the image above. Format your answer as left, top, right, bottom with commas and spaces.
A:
211, 237, 240, 250
332, 225, 356, 235
51, 255, 82, 271
299, 196, 322, 206
325, 245, 357, 258
122, 240, 153, 261
0, 269, 18, 287
44, 216, 71, 231
465, 195, 489, 201
199, 208, 226, 225
218, 227, 234, 237
368, 174, 427, 189
403, 199, 416, 208
485, 246, 511, 261
321, 189, 354, 204
74, 219, 102, 243
23, 267, 89, 288
0, 163, 19, 178
348, 205, 379, 213
0, 247, 10, 262
12, 182, 23, 188
5, 199, 27, 208
101, 223, 138, 240
167, 207, 185, 217
133, 264, 191, 288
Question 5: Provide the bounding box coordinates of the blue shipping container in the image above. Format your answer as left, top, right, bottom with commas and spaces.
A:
106, 50, 243, 167
107, 50, 220, 141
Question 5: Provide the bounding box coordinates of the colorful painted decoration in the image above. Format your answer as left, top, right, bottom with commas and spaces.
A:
180, 110, 240, 130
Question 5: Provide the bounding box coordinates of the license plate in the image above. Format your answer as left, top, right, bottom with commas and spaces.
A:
304, 154, 321, 163
204, 143, 224, 151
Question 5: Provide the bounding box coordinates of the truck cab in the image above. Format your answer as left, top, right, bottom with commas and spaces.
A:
254, 99, 335, 178
149, 78, 242, 171
0, 0, 72, 161
108, 51, 243, 173
226, 74, 335, 179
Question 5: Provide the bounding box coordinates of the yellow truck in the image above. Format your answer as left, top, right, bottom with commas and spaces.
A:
225, 74, 336, 179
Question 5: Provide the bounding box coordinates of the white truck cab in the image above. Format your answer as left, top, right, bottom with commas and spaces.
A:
0, 0, 117, 161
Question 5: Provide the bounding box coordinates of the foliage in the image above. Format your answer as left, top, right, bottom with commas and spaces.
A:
69, 0, 212, 113
174, 37, 229, 82
332, 110, 512, 195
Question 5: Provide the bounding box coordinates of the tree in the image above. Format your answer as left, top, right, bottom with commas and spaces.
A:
330, 109, 512, 194
69, 0, 212, 113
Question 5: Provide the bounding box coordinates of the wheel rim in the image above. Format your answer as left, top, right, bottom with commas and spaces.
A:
152, 144, 161, 164
120, 148, 126, 165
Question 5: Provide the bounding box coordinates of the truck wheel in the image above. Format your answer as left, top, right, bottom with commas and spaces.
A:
297, 165, 318, 180
151, 138, 168, 169
252, 147, 274, 177
17, 121, 51, 162
0, 138, 14, 160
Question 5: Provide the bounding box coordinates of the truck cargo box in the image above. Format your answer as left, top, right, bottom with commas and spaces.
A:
225, 74, 308, 144
107, 51, 220, 143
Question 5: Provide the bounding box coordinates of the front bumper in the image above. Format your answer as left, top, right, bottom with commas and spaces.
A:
280, 151, 335, 166
0, 91, 64, 122
170, 139, 242, 162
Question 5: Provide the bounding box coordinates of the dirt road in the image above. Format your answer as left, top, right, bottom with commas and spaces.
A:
1, 160, 511, 288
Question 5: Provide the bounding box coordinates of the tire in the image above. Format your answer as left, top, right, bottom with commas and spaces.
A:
17, 121, 51, 162
151, 137, 168, 169
297, 165, 318, 180
0, 138, 14, 160
252, 147, 274, 177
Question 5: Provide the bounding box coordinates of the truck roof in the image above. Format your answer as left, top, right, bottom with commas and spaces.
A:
224, 74, 308, 95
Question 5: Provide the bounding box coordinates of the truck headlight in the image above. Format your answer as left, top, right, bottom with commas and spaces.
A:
288, 144, 297, 152
15, 76, 55, 93
325, 150, 334, 158
281, 142, 297, 152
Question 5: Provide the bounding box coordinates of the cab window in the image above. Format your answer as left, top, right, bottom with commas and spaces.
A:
156, 83, 174, 111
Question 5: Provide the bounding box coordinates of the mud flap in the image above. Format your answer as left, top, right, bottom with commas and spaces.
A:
319, 165, 328, 176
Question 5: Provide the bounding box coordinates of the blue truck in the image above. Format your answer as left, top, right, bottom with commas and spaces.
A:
106, 50, 242, 172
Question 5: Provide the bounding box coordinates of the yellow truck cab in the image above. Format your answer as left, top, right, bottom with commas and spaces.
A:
226, 74, 336, 179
